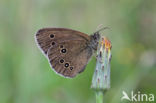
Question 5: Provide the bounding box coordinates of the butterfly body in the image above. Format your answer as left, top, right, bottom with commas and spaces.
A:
35, 28, 100, 78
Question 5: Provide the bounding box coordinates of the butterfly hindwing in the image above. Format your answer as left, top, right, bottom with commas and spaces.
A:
47, 40, 93, 77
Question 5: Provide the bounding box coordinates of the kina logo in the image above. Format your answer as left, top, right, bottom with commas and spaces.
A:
121, 91, 154, 102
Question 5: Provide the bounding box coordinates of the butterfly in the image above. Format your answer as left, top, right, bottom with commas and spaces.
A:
35, 27, 107, 78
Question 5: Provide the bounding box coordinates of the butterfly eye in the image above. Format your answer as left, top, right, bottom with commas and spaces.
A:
51, 42, 55, 45
59, 59, 64, 63
61, 49, 66, 53
93, 35, 97, 40
50, 34, 54, 38
70, 67, 73, 70
65, 63, 69, 68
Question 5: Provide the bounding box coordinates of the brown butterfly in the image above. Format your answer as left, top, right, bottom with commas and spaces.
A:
35, 27, 106, 78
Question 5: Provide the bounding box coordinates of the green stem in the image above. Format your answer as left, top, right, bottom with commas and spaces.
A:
96, 91, 104, 103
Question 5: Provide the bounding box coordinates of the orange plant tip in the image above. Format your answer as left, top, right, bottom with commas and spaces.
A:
101, 37, 112, 50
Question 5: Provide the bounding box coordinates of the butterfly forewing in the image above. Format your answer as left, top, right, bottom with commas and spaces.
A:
35, 28, 90, 55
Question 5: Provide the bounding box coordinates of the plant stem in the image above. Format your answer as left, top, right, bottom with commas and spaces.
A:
96, 91, 104, 103
91, 37, 112, 103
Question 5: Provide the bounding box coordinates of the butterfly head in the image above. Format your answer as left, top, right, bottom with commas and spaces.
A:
90, 32, 101, 50
93, 32, 100, 41
89, 27, 110, 50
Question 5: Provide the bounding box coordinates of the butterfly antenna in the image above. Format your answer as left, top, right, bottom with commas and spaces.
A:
94, 26, 110, 34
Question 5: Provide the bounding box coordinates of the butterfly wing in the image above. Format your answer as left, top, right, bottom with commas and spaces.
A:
35, 28, 90, 55
47, 40, 93, 77
35, 28, 93, 78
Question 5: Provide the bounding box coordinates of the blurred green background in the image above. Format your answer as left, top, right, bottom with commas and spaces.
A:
0, 0, 156, 103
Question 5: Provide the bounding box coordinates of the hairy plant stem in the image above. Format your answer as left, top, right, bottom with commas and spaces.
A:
91, 37, 112, 103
